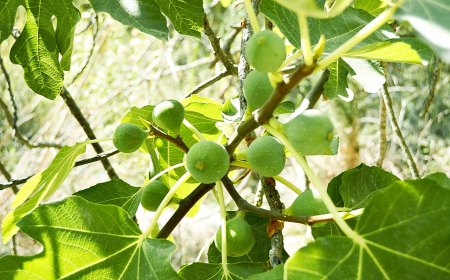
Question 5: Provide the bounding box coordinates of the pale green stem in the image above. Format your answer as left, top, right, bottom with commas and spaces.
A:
214, 182, 230, 277
82, 137, 113, 145
244, 0, 260, 33
279, 49, 303, 70
183, 119, 206, 141
145, 162, 185, 184
264, 123, 364, 244
298, 13, 313, 66
273, 175, 302, 195
230, 161, 302, 195
141, 172, 191, 240
314, 0, 404, 73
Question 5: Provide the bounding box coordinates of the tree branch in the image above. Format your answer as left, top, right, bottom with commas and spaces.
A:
382, 65, 419, 178
421, 56, 441, 120
156, 183, 215, 238
148, 124, 189, 153
0, 149, 119, 190
60, 87, 118, 179
184, 69, 234, 98
376, 91, 387, 167
226, 63, 315, 154
203, 15, 237, 75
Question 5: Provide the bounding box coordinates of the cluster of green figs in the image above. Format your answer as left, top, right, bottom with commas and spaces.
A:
112, 30, 334, 256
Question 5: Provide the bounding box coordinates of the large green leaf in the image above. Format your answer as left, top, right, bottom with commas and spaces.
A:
425, 172, 450, 190
2, 143, 86, 243
74, 179, 141, 217
2, 0, 80, 99
395, 0, 450, 63
353, 0, 386, 15
0, 197, 180, 279
286, 179, 450, 279
89, 0, 169, 40
208, 212, 287, 264
246, 265, 283, 280
179, 262, 268, 280
154, 0, 204, 38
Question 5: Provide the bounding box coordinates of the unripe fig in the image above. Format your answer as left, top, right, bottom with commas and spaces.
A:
283, 109, 337, 155
244, 71, 274, 111
113, 123, 147, 153
152, 99, 185, 133
246, 30, 286, 73
186, 140, 229, 184
214, 217, 255, 257
247, 136, 285, 177
141, 180, 169, 212
285, 190, 328, 216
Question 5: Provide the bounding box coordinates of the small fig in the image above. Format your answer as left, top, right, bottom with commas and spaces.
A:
285, 190, 328, 216
247, 136, 285, 177
152, 99, 185, 133
214, 216, 255, 257
141, 180, 170, 212
186, 140, 230, 184
244, 71, 274, 111
246, 30, 286, 73
113, 123, 147, 153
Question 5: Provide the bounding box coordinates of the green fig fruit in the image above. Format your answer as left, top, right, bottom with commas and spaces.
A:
152, 99, 185, 133
246, 30, 286, 73
214, 217, 255, 257
247, 136, 285, 177
244, 71, 274, 111
113, 123, 147, 153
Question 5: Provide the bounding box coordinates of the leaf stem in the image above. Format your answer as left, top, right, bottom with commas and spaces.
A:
314, 0, 404, 73
244, 0, 260, 33
264, 122, 363, 244
298, 13, 313, 66
183, 119, 206, 141
141, 172, 191, 240
214, 182, 230, 277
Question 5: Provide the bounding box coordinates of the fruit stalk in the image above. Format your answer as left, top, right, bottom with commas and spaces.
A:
298, 13, 313, 66
213, 182, 230, 277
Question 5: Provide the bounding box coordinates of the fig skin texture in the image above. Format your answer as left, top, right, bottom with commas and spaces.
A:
244, 71, 274, 111
246, 30, 286, 73
141, 180, 169, 212
186, 140, 230, 184
152, 99, 185, 133
214, 217, 255, 257
247, 136, 285, 177
283, 109, 336, 155
285, 189, 328, 217
113, 123, 147, 153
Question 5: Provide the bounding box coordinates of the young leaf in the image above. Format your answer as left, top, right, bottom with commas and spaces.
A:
89, 0, 169, 40
3, 0, 80, 99
179, 262, 268, 280
0, 197, 180, 279
395, 0, 450, 63
286, 179, 450, 279
73, 179, 141, 217
323, 58, 353, 100
154, 0, 204, 38
2, 143, 86, 243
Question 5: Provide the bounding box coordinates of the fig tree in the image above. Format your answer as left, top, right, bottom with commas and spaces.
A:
244, 71, 274, 111
214, 216, 255, 257
247, 136, 285, 177
186, 140, 229, 184
284, 189, 328, 216
246, 30, 286, 73
283, 109, 337, 155
141, 180, 170, 212
152, 99, 185, 133
113, 123, 147, 153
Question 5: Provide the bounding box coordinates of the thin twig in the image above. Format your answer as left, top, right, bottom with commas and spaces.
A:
184, 69, 234, 98
0, 57, 63, 149
376, 91, 387, 167
60, 87, 118, 179
209, 25, 242, 68
0, 149, 119, 190
421, 56, 441, 121
70, 14, 99, 84
203, 15, 237, 74
382, 65, 419, 178
148, 125, 189, 153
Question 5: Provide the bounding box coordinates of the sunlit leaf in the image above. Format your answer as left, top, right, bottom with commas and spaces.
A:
2, 143, 86, 243
179, 262, 268, 280
0, 197, 180, 279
